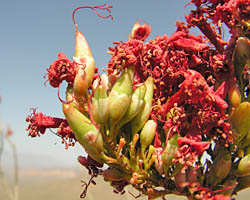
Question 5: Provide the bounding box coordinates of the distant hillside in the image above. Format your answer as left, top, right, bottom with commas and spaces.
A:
0, 169, 187, 200
1, 151, 250, 200
1, 167, 250, 200
2, 150, 78, 171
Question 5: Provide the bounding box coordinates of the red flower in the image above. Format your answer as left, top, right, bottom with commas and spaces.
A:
26, 108, 76, 148
46, 53, 77, 88
107, 39, 143, 74
130, 22, 151, 42
160, 70, 232, 145
178, 137, 210, 155
160, 70, 228, 116
153, 131, 161, 148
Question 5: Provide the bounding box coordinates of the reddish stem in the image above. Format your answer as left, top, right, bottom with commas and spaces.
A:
196, 21, 224, 54
72, 4, 113, 28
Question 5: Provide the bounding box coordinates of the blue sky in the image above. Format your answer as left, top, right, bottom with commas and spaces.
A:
0, 0, 194, 168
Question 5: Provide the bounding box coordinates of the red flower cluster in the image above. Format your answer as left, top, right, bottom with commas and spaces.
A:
107, 22, 225, 114
25, 1, 250, 200
107, 21, 233, 167
46, 53, 77, 88
26, 108, 76, 149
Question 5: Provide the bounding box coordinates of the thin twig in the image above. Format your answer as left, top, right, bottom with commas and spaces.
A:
0, 124, 15, 200
6, 136, 19, 200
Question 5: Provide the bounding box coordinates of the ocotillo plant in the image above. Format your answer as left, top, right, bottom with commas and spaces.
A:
26, 1, 250, 200
0, 122, 19, 200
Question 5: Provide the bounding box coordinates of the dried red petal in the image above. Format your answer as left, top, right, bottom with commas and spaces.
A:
46, 53, 77, 88
153, 131, 161, 148
178, 137, 210, 155
173, 37, 209, 52
130, 23, 151, 41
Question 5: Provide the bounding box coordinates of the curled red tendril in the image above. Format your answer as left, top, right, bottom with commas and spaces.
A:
72, 4, 114, 29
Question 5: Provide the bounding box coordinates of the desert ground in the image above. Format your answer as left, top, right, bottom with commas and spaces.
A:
1, 167, 250, 200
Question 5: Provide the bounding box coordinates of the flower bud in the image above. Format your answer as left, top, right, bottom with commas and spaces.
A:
208, 149, 231, 185
73, 29, 95, 97
233, 37, 250, 85
73, 56, 95, 98
130, 77, 154, 134
63, 103, 104, 163
230, 102, 250, 144
91, 85, 109, 125
228, 82, 241, 108
236, 154, 250, 177
145, 145, 155, 163
140, 120, 157, 157
75, 29, 92, 58
118, 84, 146, 127
162, 134, 179, 175
100, 73, 118, 92
103, 168, 130, 181
214, 153, 231, 179
234, 37, 250, 63
144, 145, 156, 171
65, 86, 85, 112
108, 65, 135, 128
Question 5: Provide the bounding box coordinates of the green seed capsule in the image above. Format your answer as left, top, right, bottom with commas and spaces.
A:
103, 168, 130, 181
233, 37, 250, 87
65, 86, 83, 111
144, 145, 156, 171
91, 85, 109, 125
209, 149, 231, 185
100, 73, 118, 92
73, 30, 95, 97
236, 154, 250, 177
231, 102, 250, 144
118, 84, 146, 126
73, 56, 95, 98
140, 120, 157, 157
63, 103, 104, 163
162, 134, 179, 176
214, 154, 231, 179
108, 65, 135, 128
75, 29, 93, 58
130, 77, 154, 134
228, 82, 241, 108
